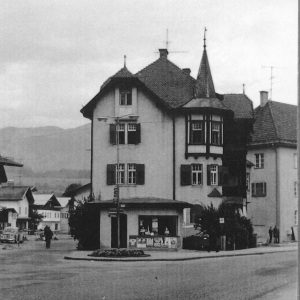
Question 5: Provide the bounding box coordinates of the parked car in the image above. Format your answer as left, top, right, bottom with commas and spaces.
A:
0, 227, 24, 243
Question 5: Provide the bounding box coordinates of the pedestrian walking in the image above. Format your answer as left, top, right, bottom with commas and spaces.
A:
273, 225, 279, 244
44, 226, 53, 249
268, 226, 273, 244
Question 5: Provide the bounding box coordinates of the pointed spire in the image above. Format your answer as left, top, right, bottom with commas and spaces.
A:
194, 28, 216, 98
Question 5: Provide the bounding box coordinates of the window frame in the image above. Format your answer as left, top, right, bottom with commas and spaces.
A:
119, 89, 132, 106
211, 121, 221, 145
255, 153, 264, 169
128, 164, 137, 185
251, 182, 267, 197
116, 164, 125, 185
190, 121, 205, 145
210, 165, 218, 185
191, 164, 203, 185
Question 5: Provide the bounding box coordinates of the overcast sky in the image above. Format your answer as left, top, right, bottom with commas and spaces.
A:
0, 0, 297, 129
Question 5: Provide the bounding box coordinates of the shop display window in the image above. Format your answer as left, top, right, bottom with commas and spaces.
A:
138, 216, 177, 236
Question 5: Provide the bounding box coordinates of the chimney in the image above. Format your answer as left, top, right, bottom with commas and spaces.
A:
159, 49, 168, 58
260, 91, 269, 107
182, 68, 191, 76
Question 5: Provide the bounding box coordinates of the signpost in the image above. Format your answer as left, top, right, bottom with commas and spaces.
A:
219, 218, 225, 251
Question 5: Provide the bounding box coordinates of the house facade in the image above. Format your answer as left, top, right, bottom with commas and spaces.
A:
81, 39, 254, 249
247, 92, 297, 243
0, 186, 34, 230
32, 194, 61, 232
56, 196, 74, 234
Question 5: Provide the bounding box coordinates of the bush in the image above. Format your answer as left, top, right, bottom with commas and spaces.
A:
183, 235, 209, 250
88, 249, 150, 258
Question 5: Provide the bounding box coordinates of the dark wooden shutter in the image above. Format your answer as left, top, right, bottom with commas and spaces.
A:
136, 164, 145, 185
136, 123, 141, 144
251, 183, 255, 196
180, 165, 191, 186
110, 124, 116, 144
107, 164, 116, 185
218, 166, 229, 186
263, 182, 267, 196
207, 165, 211, 186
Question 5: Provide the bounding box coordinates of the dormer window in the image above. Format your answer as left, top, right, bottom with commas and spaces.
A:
120, 89, 132, 105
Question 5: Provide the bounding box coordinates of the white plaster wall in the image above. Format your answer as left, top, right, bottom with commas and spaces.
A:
92, 88, 173, 200
100, 208, 183, 249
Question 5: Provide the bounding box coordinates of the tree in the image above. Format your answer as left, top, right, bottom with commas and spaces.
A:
29, 208, 44, 230
64, 183, 82, 195
68, 193, 100, 250
194, 202, 253, 250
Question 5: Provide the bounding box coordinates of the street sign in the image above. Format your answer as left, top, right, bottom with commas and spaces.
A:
219, 218, 224, 224
109, 208, 124, 213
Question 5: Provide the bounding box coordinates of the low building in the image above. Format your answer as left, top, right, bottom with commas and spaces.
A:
56, 196, 75, 234
0, 186, 34, 230
62, 183, 91, 201
32, 194, 61, 232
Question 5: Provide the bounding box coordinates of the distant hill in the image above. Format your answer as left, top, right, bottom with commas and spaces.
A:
0, 124, 91, 172
0, 124, 91, 194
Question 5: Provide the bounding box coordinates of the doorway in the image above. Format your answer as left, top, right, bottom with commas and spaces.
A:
111, 214, 127, 248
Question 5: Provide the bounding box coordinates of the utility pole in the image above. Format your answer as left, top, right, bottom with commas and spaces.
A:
116, 117, 120, 249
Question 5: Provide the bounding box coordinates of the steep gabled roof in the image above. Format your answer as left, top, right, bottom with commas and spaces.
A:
33, 194, 61, 207
0, 186, 34, 204
0, 156, 23, 167
250, 101, 297, 145
222, 94, 254, 119
136, 56, 195, 108
56, 197, 72, 208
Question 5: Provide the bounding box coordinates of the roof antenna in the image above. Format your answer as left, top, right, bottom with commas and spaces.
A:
243, 83, 245, 94
165, 29, 169, 50
124, 55, 126, 68
204, 27, 207, 49
262, 65, 284, 100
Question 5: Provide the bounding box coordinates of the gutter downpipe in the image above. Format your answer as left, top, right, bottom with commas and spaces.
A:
274, 144, 280, 241
90, 113, 94, 199
173, 116, 176, 200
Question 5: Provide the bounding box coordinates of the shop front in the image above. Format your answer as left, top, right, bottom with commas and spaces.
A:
91, 197, 193, 250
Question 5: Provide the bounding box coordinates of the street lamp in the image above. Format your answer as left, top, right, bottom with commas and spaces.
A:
98, 114, 138, 248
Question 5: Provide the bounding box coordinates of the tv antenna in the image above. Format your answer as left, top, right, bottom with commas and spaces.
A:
155, 29, 188, 54
262, 66, 283, 100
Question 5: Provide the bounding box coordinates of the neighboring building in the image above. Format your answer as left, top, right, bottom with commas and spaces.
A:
80, 37, 254, 249
56, 196, 74, 234
32, 194, 61, 232
0, 186, 34, 230
62, 183, 91, 201
247, 91, 297, 243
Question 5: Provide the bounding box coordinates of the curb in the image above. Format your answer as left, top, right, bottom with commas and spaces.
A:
64, 248, 297, 262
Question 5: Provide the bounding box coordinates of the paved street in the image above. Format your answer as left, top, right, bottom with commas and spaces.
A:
0, 235, 297, 300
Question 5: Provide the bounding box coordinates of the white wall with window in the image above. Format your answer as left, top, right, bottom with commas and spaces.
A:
254, 153, 264, 169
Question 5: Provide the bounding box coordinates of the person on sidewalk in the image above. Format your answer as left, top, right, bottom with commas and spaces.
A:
44, 226, 53, 249
273, 225, 279, 244
268, 226, 273, 244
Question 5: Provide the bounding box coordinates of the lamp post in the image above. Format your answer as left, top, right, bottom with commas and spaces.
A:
98, 114, 138, 249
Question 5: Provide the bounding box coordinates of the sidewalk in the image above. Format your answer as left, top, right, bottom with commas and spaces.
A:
64, 242, 297, 262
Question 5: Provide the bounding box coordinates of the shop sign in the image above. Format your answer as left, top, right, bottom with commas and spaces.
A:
219, 218, 224, 224
137, 237, 147, 248
129, 238, 137, 248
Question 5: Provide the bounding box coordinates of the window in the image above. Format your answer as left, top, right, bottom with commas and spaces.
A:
251, 182, 267, 197
190, 122, 204, 144
255, 153, 264, 168
246, 172, 250, 191
192, 164, 203, 185
116, 164, 125, 184
294, 182, 298, 197
117, 124, 125, 144
107, 164, 145, 185
110, 123, 141, 145
139, 216, 177, 236
294, 154, 297, 169
210, 165, 218, 185
128, 164, 136, 184
55, 223, 58, 230
211, 122, 221, 145
120, 89, 132, 105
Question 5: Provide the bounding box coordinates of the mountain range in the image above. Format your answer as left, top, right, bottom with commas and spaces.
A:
0, 124, 91, 194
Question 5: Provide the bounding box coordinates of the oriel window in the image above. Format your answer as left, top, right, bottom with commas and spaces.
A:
191, 122, 204, 144
211, 122, 220, 145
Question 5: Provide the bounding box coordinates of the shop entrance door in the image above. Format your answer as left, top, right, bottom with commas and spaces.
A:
111, 214, 127, 248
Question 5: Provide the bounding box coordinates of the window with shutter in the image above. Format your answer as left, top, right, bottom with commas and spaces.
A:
181, 165, 192, 185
